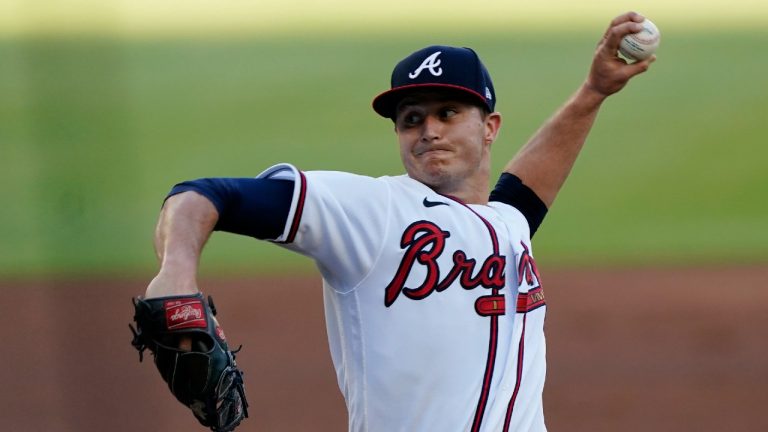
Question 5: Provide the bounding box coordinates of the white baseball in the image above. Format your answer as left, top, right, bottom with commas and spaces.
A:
619, 18, 660, 61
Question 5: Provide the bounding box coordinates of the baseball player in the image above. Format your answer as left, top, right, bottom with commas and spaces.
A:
134, 12, 654, 432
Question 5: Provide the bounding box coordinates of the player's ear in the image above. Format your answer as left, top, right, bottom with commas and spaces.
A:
484, 112, 502, 145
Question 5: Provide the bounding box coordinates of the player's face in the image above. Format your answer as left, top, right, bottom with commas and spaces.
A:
394, 93, 501, 202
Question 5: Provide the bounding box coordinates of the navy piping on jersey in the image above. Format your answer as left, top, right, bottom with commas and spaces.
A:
489, 173, 547, 237
166, 177, 294, 240
445, 197, 503, 432
503, 312, 528, 431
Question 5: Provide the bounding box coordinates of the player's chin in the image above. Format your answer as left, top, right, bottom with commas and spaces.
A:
417, 166, 460, 190
406, 155, 458, 185
418, 151, 454, 168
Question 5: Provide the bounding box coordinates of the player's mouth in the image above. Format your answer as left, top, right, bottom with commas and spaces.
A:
414, 145, 453, 157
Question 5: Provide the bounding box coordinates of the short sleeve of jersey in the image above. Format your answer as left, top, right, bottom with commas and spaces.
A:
487, 200, 532, 246
257, 163, 390, 292
489, 173, 547, 237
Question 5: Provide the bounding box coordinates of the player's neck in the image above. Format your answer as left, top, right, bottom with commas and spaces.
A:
430, 177, 490, 205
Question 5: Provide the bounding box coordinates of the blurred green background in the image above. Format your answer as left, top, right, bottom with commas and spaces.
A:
1, 1, 767, 277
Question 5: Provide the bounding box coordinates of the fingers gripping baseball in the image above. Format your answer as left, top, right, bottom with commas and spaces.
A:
587, 12, 656, 97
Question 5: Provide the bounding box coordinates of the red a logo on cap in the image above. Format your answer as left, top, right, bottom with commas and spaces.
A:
409, 51, 443, 79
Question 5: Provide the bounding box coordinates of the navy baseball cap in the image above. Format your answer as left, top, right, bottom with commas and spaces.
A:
372, 45, 496, 119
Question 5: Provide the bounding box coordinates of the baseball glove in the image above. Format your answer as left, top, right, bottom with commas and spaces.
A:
130, 293, 248, 432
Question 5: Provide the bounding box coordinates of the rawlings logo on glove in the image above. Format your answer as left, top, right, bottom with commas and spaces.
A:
130, 293, 249, 432
166, 299, 206, 329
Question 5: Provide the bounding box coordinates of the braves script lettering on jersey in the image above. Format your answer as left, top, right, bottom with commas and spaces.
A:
261, 163, 547, 432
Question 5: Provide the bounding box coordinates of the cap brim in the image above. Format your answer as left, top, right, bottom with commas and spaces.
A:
372, 83, 489, 119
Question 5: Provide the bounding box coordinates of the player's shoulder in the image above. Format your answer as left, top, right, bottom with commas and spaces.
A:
257, 162, 383, 184
258, 162, 401, 203
386, 173, 436, 192
256, 163, 437, 204
299, 168, 425, 198
304, 170, 396, 197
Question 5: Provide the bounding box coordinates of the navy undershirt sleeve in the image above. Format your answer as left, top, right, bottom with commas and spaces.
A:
489, 173, 548, 237
166, 177, 294, 240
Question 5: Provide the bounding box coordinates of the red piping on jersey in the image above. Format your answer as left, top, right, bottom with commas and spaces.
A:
446, 196, 501, 432
284, 171, 307, 244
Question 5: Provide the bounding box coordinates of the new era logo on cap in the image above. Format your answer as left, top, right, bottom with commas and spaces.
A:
372, 45, 496, 119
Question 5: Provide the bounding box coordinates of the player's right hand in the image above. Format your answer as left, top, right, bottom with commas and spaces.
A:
586, 11, 656, 97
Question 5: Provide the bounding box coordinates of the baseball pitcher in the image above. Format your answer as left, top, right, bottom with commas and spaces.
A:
130, 12, 655, 432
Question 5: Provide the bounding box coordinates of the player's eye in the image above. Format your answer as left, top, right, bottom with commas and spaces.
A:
400, 112, 423, 127
440, 107, 458, 119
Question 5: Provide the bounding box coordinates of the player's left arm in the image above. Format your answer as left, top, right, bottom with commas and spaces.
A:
143, 177, 293, 299
503, 11, 655, 208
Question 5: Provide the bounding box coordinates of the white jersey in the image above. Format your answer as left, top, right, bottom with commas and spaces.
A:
258, 163, 547, 432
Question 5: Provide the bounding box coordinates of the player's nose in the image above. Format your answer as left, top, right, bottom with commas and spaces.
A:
420, 114, 443, 141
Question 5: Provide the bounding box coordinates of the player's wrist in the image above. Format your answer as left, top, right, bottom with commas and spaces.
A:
572, 82, 608, 113
145, 265, 199, 298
